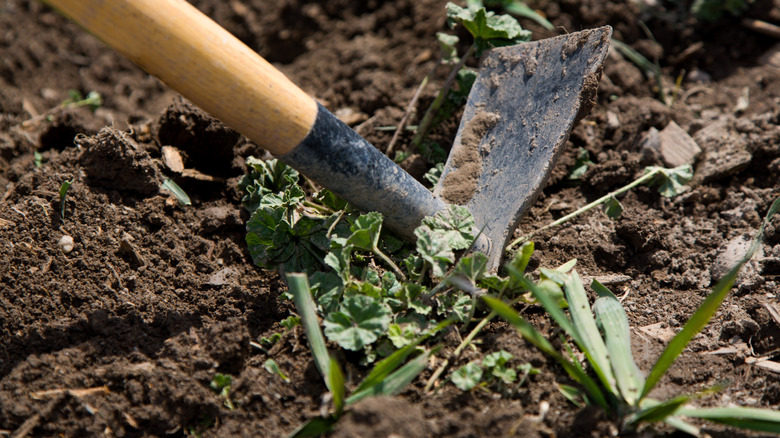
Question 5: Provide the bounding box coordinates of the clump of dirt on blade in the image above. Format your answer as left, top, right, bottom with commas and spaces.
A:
440, 110, 500, 204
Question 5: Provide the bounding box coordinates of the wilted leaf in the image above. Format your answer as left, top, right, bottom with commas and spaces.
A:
603, 195, 624, 219
645, 165, 693, 198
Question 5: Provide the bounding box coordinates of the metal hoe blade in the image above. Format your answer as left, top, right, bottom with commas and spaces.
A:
434, 26, 612, 271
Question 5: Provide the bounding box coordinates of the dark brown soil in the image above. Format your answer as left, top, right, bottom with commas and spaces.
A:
2, 0, 780, 436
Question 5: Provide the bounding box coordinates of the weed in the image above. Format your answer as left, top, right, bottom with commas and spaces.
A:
33, 151, 43, 168
61, 90, 102, 112
264, 358, 289, 381
209, 373, 235, 410
59, 180, 72, 219
507, 164, 693, 251
410, 3, 530, 153
485, 196, 780, 435
286, 273, 441, 437
161, 178, 191, 206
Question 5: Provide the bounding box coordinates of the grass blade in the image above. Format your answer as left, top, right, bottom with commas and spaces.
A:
663, 415, 701, 437
287, 416, 337, 438
592, 280, 644, 405
510, 267, 575, 337
287, 273, 331, 390
563, 271, 616, 395
329, 356, 345, 416
628, 395, 691, 425
483, 296, 609, 410
354, 320, 451, 395
640, 196, 780, 400
346, 347, 434, 405
678, 406, 780, 433
161, 178, 192, 206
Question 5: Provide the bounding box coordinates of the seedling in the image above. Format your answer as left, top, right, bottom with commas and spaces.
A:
485, 196, 780, 435
161, 178, 191, 206
286, 274, 441, 437
61, 90, 103, 111
59, 180, 72, 218
209, 373, 235, 410
451, 350, 537, 393
264, 358, 289, 382
33, 151, 44, 168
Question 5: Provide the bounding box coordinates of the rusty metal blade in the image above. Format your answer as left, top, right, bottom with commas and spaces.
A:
434, 26, 612, 271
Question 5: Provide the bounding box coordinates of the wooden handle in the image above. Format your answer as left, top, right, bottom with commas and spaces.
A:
44, 0, 317, 155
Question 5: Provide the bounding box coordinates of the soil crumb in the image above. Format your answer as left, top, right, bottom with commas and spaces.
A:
440, 111, 500, 205
332, 396, 430, 438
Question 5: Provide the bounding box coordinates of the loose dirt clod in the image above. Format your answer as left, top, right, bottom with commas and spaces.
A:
78, 127, 161, 194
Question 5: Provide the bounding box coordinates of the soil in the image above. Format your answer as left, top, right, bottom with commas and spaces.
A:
2, 0, 780, 437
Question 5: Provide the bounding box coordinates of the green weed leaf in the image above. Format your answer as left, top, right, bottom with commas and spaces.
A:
324, 295, 391, 351
415, 226, 455, 278
483, 350, 512, 368
453, 253, 489, 283
603, 195, 624, 219
568, 147, 593, 180
436, 291, 472, 322
452, 361, 483, 391
644, 165, 693, 198
264, 358, 289, 381
446, 2, 531, 54
347, 212, 383, 252
421, 205, 476, 250
239, 157, 299, 212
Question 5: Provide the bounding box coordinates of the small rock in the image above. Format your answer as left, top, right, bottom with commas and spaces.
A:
686, 68, 712, 83
161, 145, 185, 173
59, 235, 75, 253
605, 110, 620, 131
657, 121, 701, 167
711, 234, 763, 289
334, 107, 368, 126
208, 267, 238, 286
693, 117, 752, 183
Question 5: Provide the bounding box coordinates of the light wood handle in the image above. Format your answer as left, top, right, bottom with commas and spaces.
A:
44, 0, 317, 155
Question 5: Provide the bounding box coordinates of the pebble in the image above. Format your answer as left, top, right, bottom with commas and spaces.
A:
59, 235, 75, 253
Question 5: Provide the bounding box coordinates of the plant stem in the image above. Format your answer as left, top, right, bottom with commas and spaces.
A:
373, 247, 407, 281
424, 296, 524, 393
411, 45, 476, 149
386, 62, 437, 157
507, 168, 662, 252
424, 311, 495, 392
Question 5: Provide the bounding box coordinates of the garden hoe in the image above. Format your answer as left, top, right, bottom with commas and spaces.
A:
44, 0, 611, 271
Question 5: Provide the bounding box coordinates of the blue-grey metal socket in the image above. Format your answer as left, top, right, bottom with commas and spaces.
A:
279, 104, 447, 240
